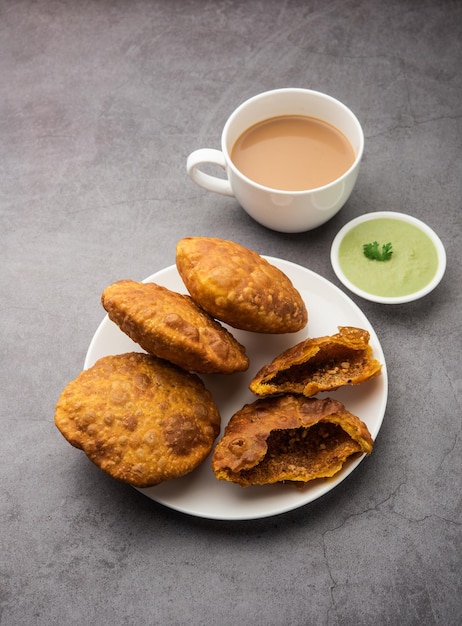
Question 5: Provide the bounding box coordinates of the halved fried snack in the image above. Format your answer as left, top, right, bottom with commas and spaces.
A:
102, 280, 249, 374
212, 395, 373, 487
55, 353, 221, 487
249, 326, 382, 396
176, 237, 308, 333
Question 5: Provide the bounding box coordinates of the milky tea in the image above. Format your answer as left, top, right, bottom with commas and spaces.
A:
230, 115, 355, 192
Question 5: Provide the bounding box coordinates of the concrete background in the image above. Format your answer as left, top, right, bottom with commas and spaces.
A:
1, 1, 461, 624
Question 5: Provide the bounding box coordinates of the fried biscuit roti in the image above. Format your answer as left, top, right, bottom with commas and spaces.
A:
55, 353, 221, 487
212, 395, 373, 487
249, 326, 382, 397
101, 280, 249, 374
176, 237, 308, 333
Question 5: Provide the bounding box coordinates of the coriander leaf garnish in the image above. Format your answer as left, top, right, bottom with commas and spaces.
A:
363, 241, 393, 261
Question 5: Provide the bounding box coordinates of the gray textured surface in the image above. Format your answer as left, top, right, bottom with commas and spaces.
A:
1, 1, 461, 624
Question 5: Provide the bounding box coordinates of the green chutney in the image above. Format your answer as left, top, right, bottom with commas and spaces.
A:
338, 218, 439, 297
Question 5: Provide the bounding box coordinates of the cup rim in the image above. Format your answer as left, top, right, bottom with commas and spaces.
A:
221, 87, 364, 195
330, 211, 447, 304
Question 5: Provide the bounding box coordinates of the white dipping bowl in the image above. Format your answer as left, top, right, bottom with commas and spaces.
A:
330, 211, 446, 304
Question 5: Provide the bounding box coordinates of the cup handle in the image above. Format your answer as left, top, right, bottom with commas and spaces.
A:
186, 149, 235, 197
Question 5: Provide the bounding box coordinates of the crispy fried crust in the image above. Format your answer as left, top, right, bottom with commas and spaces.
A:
176, 237, 308, 333
55, 353, 221, 487
212, 395, 373, 486
249, 326, 382, 396
101, 280, 249, 374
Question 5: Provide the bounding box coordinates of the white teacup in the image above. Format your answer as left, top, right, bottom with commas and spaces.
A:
187, 88, 364, 233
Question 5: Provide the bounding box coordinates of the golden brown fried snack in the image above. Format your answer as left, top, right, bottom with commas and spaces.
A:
55, 353, 221, 487
101, 280, 249, 374
212, 395, 373, 487
176, 237, 308, 333
249, 326, 382, 397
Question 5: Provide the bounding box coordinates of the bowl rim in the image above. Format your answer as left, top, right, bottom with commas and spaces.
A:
330, 211, 447, 304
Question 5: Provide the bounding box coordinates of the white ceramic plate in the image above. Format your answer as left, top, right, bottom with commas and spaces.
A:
85, 257, 388, 520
